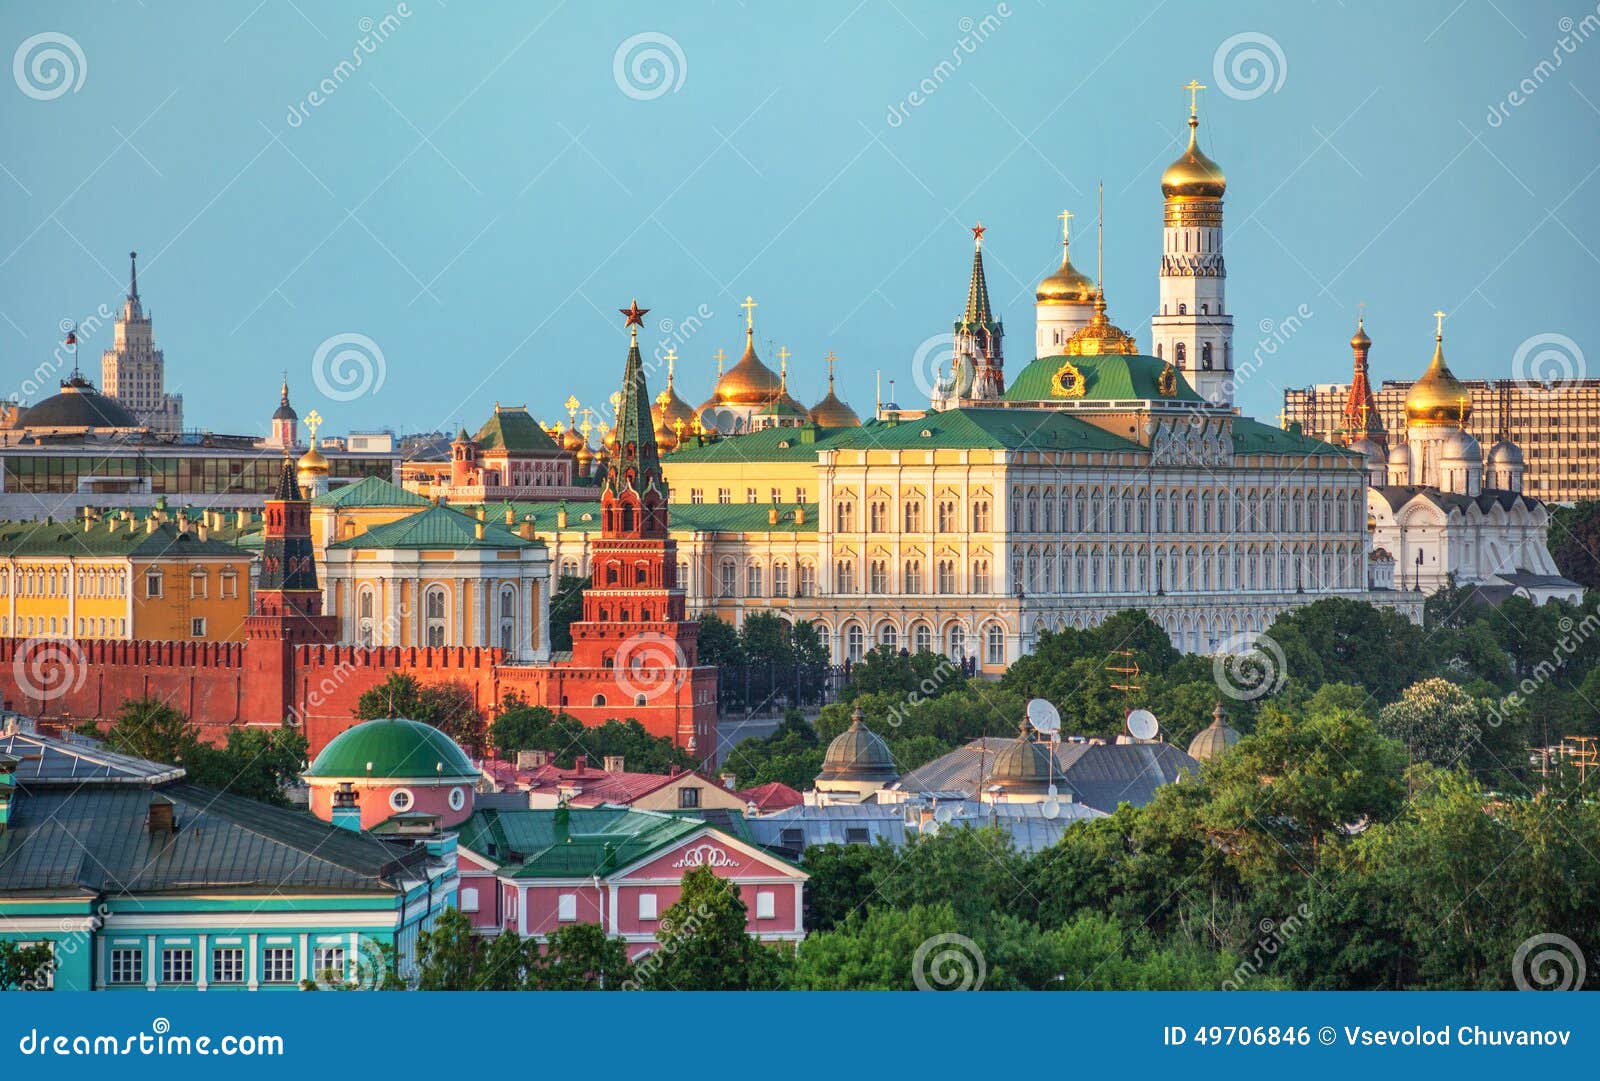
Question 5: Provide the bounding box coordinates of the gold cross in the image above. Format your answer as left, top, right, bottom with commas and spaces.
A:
609, 390, 622, 409
1457, 395, 1469, 423
740, 295, 758, 328
656, 389, 670, 408
1358, 402, 1370, 427
303, 409, 323, 440
564, 395, 579, 419
665, 346, 678, 374
1184, 79, 1205, 117
777, 345, 790, 366
1277, 408, 1289, 430
1433, 310, 1446, 338
1058, 209, 1073, 244
713, 347, 726, 375
673, 417, 686, 439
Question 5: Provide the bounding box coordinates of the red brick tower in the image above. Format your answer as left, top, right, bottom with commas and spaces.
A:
243, 457, 340, 726
1342, 314, 1383, 443
560, 300, 715, 759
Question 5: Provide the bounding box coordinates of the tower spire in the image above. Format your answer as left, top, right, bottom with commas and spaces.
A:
1096, 181, 1104, 291
964, 222, 993, 323
128, 250, 139, 301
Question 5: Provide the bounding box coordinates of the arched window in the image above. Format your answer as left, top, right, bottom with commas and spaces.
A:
937, 559, 956, 594
948, 624, 967, 661
772, 561, 789, 597
972, 499, 990, 532
937, 501, 956, 532
845, 623, 864, 662
1201, 342, 1213, 370
358, 587, 376, 646
746, 563, 764, 597
878, 624, 898, 652
719, 559, 737, 597
1178, 302, 1187, 316
425, 586, 448, 647
972, 559, 991, 593
903, 559, 923, 593
798, 562, 816, 597
912, 623, 932, 654
836, 500, 855, 532
1175, 342, 1187, 368
835, 559, 855, 593
869, 560, 888, 593
869, 501, 887, 532
498, 585, 517, 653
985, 624, 1005, 665
903, 501, 923, 532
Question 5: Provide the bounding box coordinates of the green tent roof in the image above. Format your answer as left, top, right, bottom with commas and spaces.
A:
328, 503, 538, 550
305, 717, 478, 780
1003, 353, 1204, 404
312, 474, 430, 509
473, 406, 560, 453
664, 424, 855, 463
841, 408, 1139, 452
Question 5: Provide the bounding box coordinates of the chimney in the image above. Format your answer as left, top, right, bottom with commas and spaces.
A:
720, 772, 736, 791
574, 755, 587, 776
603, 755, 624, 773
475, 521, 485, 540
145, 516, 157, 534
518, 519, 534, 539
516, 749, 550, 770
556, 507, 568, 529
794, 506, 805, 525
196, 522, 208, 542
330, 781, 362, 832
235, 508, 248, 530
505, 507, 515, 525
768, 506, 779, 525
147, 795, 175, 835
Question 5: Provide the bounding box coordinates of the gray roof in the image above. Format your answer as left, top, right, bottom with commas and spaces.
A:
890, 738, 1198, 814
747, 800, 1104, 856
1371, 485, 1538, 515
0, 728, 184, 786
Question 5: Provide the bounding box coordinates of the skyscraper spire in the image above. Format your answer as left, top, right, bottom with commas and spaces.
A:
128, 250, 139, 302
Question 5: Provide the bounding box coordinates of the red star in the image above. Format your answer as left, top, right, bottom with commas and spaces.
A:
619, 299, 649, 328
970, 221, 985, 243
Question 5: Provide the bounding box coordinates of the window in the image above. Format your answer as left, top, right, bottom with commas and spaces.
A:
220, 569, 237, 599
448, 786, 467, 811
639, 893, 659, 921
211, 947, 244, 984
719, 560, 737, 598
746, 487, 758, 504
845, 828, 870, 844
145, 570, 163, 599
948, 625, 967, 661
985, 624, 1005, 665
313, 946, 346, 983
425, 587, 447, 647
937, 560, 956, 594
690, 488, 704, 504
773, 561, 789, 597
262, 947, 296, 984
190, 617, 206, 638
797, 563, 816, 597
903, 501, 923, 531
770, 487, 782, 503
913, 623, 932, 653
189, 568, 207, 599
389, 788, 414, 812
972, 500, 990, 531
780, 828, 804, 849
679, 786, 701, 809
972, 559, 991, 593
557, 894, 578, 922
110, 947, 143, 985
869, 501, 887, 531
717, 487, 731, 504
1175, 342, 1187, 368
746, 563, 763, 597
755, 891, 776, 920
869, 560, 888, 593
845, 624, 864, 662
903, 559, 923, 593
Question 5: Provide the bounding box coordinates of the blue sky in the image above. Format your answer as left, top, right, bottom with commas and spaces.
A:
2, 0, 1598, 439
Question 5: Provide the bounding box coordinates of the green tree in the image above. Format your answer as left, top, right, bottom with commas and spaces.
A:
354, 674, 486, 755
1378, 678, 1482, 768
799, 842, 897, 933
487, 698, 696, 772
869, 826, 1030, 926
790, 903, 964, 990
841, 646, 966, 703
0, 941, 55, 990
634, 866, 787, 990
414, 907, 485, 990
87, 697, 198, 764
533, 923, 633, 989
546, 574, 587, 652
185, 723, 308, 806
1263, 598, 1430, 703
723, 710, 823, 789
695, 614, 743, 666
1548, 500, 1600, 590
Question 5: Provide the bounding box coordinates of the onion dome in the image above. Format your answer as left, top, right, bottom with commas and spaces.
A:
19, 374, 140, 428
810, 362, 861, 428
1036, 218, 1095, 304
1488, 439, 1523, 466
1161, 109, 1227, 200
305, 717, 477, 780
1405, 318, 1471, 426
1186, 703, 1241, 762
1063, 290, 1139, 357
1349, 434, 1386, 465
1441, 428, 1481, 461
654, 356, 698, 435
818, 705, 899, 783
1350, 319, 1372, 351
272, 380, 298, 422
561, 422, 585, 453
714, 327, 782, 406
297, 437, 330, 476
984, 719, 1056, 795
575, 440, 594, 470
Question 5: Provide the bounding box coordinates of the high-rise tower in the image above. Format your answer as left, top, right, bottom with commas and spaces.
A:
101, 251, 183, 432
1151, 83, 1234, 407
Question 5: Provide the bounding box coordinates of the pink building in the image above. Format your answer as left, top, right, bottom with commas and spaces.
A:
483, 753, 803, 815
455, 802, 806, 958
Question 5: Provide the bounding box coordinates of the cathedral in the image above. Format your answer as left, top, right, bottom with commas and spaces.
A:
1340, 314, 1581, 605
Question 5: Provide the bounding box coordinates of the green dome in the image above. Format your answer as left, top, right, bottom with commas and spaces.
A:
305, 718, 477, 780
1002, 353, 1202, 404
819, 706, 899, 782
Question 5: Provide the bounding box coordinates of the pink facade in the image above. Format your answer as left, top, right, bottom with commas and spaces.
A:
306, 776, 477, 829
458, 827, 806, 957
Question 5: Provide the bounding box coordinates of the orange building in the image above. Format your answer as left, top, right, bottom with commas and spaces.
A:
0, 510, 252, 642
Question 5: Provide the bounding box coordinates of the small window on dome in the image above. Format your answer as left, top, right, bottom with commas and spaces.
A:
389, 788, 414, 812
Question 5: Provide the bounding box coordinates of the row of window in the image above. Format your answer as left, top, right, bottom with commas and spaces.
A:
0, 567, 131, 598
1011, 542, 1365, 595
834, 498, 992, 534
1006, 487, 1363, 537
0, 616, 131, 637
108, 943, 347, 986
495, 890, 780, 923
353, 582, 523, 650
838, 621, 1005, 665
687, 487, 810, 505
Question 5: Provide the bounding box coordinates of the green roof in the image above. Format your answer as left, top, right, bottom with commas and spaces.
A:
327, 503, 538, 550
1003, 353, 1204, 403
458, 806, 703, 878
0, 519, 251, 559
312, 474, 430, 509
305, 717, 478, 780
459, 499, 817, 535
842, 408, 1139, 452
664, 424, 855, 463
473, 406, 560, 453
1231, 416, 1356, 457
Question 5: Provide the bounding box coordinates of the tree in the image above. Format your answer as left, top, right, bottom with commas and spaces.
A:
532, 923, 633, 989
694, 614, 743, 666
799, 842, 897, 933
869, 826, 1030, 926
1378, 678, 1482, 769
1548, 500, 1600, 591
0, 941, 55, 990
184, 723, 308, 806
722, 710, 823, 790
634, 866, 787, 990
1263, 598, 1430, 703
546, 574, 588, 652
738, 611, 793, 667
414, 907, 486, 990
790, 903, 965, 990
86, 697, 198, 764
354, 674, 486, 755
487, 698, 696, 772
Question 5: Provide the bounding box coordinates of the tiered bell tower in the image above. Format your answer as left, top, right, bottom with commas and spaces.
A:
1151, 82, 1234, 407
563, 300, 708, 755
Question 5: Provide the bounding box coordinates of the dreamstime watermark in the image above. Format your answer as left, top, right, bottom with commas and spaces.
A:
911, 932, 986, 990
611, 632, 689, 705
1212, 32, 1286, 101
1212, 630, 1287, 701
910, 332, 960, 400
1510, 332, 1585, 395
12, 31, 86, 100
1483, 611, 1600, 728
1486, 10, 1600, 128
1512, 933, 1587, 990
612, 32, 686, 101
313, 935, 391, 990
311, 332, 386, 402
285, 5, 412, 129
16, 1019, 284, 1057
10, 306, 117, 405
1209, 303, 1313, 405
884, 6, 1012, 128
1223, 904, 1313, 989
11, 637, 88, 704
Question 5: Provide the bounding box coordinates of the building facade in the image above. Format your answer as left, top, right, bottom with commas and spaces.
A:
100, 252, 183, 434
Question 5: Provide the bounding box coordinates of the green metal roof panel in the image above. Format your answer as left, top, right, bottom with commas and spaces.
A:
837, 408, 1140, 452
1003, 353, 1204, 403
304, 718, 478, 780
1230, 417, 1356, 457
663, 424, 855, 463
327, 503, 535, 550
458, 807, 704, 877
0, 520, 252, 559
459, 500, 817, 535
311, 474, 431, 509
473, 407, 560, 453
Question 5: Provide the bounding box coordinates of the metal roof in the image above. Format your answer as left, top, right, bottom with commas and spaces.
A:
890, 738, 1198, 814
746, 800, 1104, 855
0, 728, 184, 787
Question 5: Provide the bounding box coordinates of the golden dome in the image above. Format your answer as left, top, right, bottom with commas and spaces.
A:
1405, 322, 1471, 426
653, 371, 697, 437
1161, 116, 1226, 200
714, 329, 782, 405
1037, 216, 1095, 304
561, 423, 584, 453
1350, 317, 1371, 351
810, 389, 860, 427
296, 438, 329, 475
1063, 291, 1139, 357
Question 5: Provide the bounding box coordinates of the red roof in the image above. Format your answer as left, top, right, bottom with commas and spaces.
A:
488, 758, 701, 807
735, 781, 803, 812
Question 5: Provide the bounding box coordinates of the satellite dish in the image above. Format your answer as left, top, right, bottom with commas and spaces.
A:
1042, 796, 1061, 820
1026, 698, 1061, 735
1126, 708, 1160, 742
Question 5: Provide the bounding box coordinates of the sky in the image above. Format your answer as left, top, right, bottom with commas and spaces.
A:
2, 0, 1598, 441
